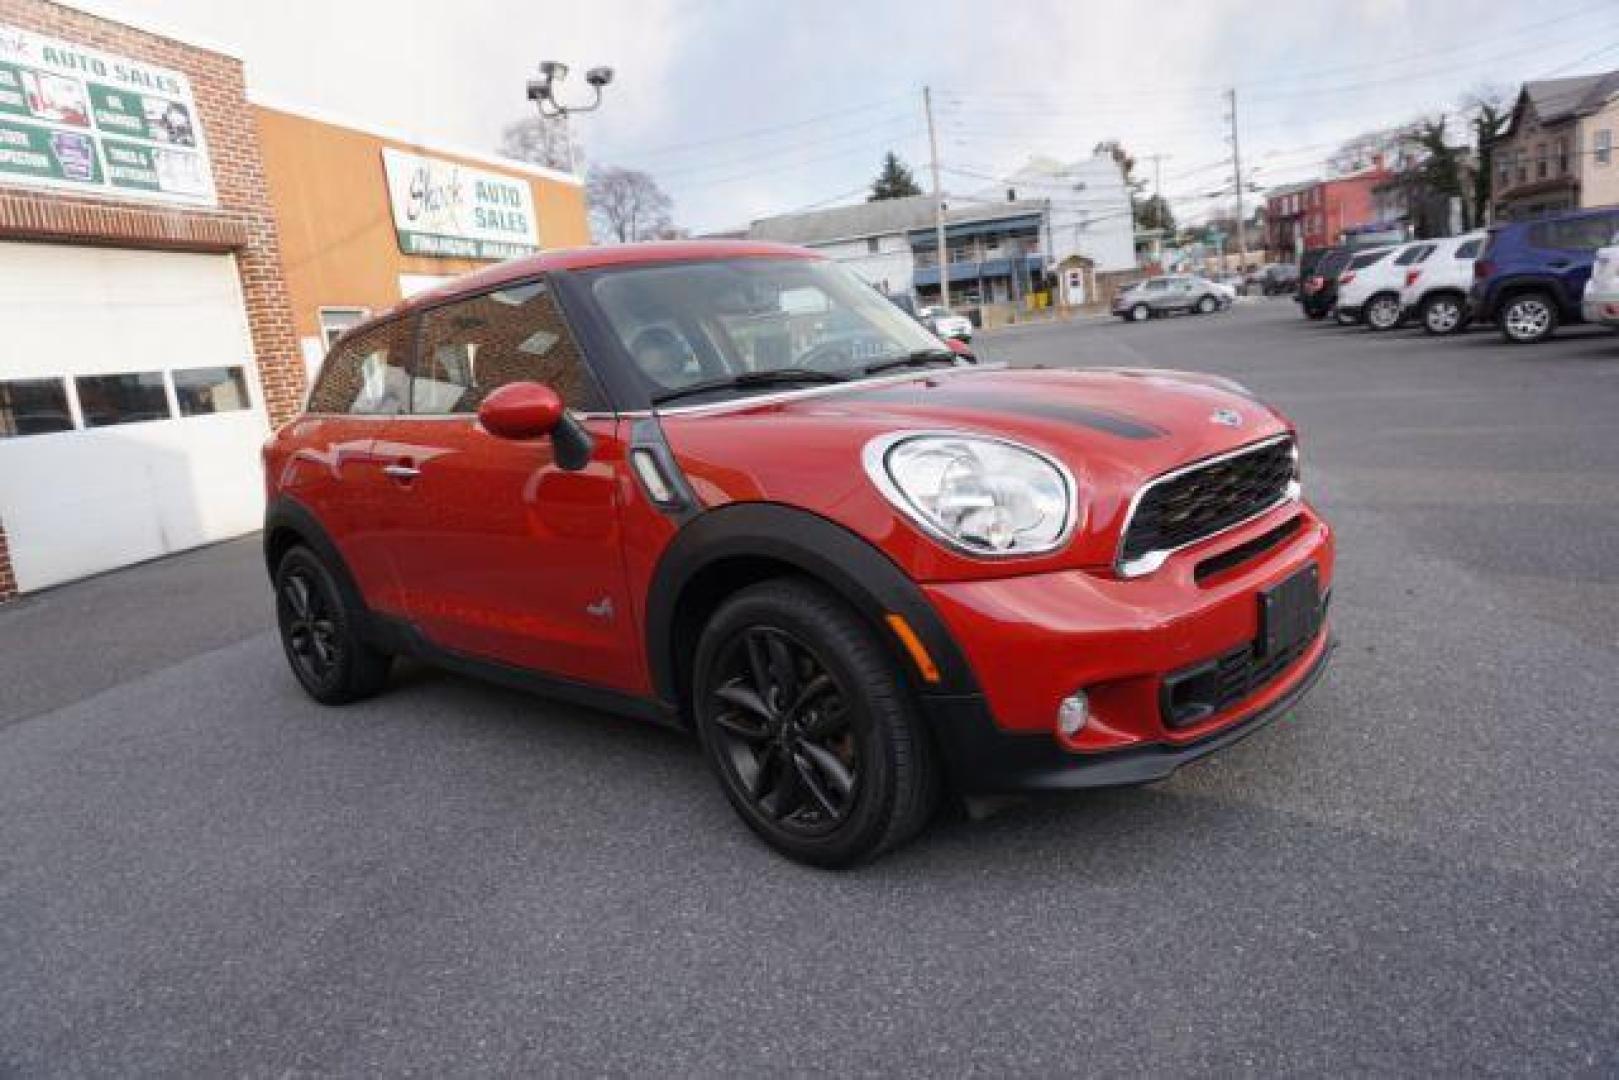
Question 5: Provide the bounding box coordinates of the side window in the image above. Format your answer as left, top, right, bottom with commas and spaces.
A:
1455, 239, 1483, 260
412, 280, 604, 415
307, 319, 414, 416
1143, 279, 1168, 293
1395, 244, 1435, 266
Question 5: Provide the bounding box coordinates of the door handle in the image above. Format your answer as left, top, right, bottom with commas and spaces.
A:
382, 463, 421, 480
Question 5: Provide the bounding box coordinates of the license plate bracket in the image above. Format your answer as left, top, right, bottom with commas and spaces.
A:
1259, 563, 1321, 657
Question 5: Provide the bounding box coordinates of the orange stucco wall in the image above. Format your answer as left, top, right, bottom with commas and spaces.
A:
254, 105, 589, 343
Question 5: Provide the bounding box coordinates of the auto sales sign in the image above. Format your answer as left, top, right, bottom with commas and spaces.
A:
0, 22, 215, 205
382, 148, 541, 261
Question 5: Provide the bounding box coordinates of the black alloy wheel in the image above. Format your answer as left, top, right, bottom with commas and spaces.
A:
707, 625, 859, 835
274, 545, 392, 704
693, 579, 939, 867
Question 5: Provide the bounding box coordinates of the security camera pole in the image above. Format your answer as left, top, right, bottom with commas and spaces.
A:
527, 61, 615, 175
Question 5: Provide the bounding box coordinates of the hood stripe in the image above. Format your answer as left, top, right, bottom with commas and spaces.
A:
843, 386, 1166, 440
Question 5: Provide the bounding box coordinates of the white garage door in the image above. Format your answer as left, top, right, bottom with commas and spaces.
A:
0, 243, 269, 593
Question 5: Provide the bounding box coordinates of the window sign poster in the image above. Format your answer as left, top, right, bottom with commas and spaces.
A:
0, 21, 215, 205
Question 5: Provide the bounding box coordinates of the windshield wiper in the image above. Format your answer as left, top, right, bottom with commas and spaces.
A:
650, 367, 849, 406
861, 349, 960, 377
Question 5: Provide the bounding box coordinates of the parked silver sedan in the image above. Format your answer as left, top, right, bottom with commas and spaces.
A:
1112, 275, 1228, 322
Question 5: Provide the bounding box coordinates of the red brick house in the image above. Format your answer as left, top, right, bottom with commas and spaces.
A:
1264, 165, 1392, 259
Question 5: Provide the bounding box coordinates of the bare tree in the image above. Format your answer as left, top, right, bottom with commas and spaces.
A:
499, 114, 577, 173
587, 165, 675, 243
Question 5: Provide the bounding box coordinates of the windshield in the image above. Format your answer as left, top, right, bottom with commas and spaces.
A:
588, 258, 947, 401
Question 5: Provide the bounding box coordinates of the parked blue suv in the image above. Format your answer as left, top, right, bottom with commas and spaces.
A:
1471, 206, 1619, 343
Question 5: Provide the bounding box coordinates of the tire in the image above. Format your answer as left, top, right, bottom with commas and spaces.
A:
274, 545, 392, 704
691, 578, 940, 868
1129, 303, 1151, 322
1196, 295, 1216, 314
1499, 291, 1558, 344
1334, 307, 1358, 326
1421, 293, 1466, 335
1364, 293, 1402, 331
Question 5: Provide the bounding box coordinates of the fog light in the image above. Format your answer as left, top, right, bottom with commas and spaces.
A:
1057, 691, 1090, 736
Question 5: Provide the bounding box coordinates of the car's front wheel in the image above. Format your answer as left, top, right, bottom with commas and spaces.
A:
1196, 295, 1216, 314
1130, 303, 1150, 322
692, 579, 939, 868
274, 545, 392, 704
1365, 293, 1402, 331
1499, 292, 1558, 344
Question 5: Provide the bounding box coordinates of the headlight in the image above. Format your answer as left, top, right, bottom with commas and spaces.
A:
863, 432, 1077, 556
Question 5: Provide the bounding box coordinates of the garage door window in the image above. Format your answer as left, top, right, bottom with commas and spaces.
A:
76, 372, 172, 428
173, 366, 251, 416
0, 378, 74, 438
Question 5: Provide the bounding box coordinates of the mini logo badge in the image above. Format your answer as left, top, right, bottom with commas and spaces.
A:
1210, 408, 1243, 428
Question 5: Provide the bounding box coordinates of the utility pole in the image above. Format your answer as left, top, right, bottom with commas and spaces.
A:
923, 86, 949, 308
1226, 88, 1248, 270
1147, 152, 1170, 262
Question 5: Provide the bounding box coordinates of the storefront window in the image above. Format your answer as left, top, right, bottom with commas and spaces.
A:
0, 378, 75, 438
75, 372, 171, 428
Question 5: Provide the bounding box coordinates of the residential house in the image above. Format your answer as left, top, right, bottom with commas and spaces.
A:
1491, 71, 1619, 220
1264, 165, 1391, 254
995, 153, 1136, 273
1264, 180, 1317, 260
743, 194, 1052, 307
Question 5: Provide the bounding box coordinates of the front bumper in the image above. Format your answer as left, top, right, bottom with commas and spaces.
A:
918, 503, 1335, 794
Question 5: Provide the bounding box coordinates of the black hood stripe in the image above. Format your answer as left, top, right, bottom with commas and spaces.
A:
842, 386, 1166, 440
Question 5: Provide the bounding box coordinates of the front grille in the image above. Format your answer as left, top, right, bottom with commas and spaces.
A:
1120, 436, 1297, 570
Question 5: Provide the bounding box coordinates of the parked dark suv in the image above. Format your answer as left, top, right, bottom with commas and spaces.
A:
1470, 206, 1619, 343
1296, 246, 1351, 320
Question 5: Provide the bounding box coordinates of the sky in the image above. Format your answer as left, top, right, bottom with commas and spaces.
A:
76, 0, 1619, 235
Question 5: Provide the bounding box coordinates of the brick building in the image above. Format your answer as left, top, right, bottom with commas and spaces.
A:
0, 2, 589, 602
0, 0, 301, 599
1263, 166, 1391, 258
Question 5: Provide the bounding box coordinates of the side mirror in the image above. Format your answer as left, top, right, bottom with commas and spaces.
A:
944, 337, 977, 363
477, 381, 594, 471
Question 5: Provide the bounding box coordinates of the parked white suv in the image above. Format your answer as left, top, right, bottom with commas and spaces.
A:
1401, 232, 1485, 335
1581, 241, 1619, 328
1336, 243, 1435, 330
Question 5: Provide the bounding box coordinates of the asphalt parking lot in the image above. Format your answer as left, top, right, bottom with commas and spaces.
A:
2, 300, 1616, 1075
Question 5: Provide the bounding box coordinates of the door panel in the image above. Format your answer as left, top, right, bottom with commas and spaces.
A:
376, 417, 642, 692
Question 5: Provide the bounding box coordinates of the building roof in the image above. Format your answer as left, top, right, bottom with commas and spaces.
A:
1517, 71, 1619, 127
746, 194, 1048, 246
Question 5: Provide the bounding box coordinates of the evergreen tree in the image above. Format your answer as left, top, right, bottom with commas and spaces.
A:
868, 152, 923, 201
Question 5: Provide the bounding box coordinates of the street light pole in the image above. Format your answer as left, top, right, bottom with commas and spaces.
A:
923, 86, 949, 309
528, 61, 614, 177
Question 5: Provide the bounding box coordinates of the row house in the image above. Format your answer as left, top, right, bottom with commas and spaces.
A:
1490, 71, 1619, 221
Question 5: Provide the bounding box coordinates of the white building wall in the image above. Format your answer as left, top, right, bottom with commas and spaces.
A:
1005, 154, 1136, 272
807, 234, 916, 295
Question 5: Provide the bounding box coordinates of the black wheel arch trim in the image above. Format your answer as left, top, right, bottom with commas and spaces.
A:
645, 502, 983, 712
264, 496, 367, 609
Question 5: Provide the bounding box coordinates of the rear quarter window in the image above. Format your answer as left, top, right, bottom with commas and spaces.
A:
1455, 239, 1483, 259
1349, 250, 1389, 269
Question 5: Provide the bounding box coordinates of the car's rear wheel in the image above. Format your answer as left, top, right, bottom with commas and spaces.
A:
1130, 303, 1150, 322
274, 545, 392, 704
1421, 293, 1465, 335
1499, 292, 1558, 343
692, 579, 939, 868
1196, 295, 1216, 314
1365, 293, 1402, 331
